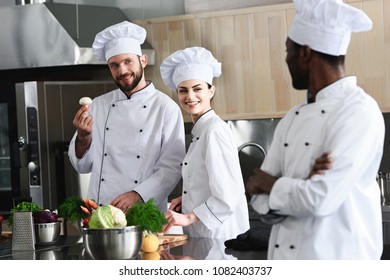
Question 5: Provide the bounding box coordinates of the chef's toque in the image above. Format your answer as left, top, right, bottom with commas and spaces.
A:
92, 21, 146, 62
288, 0, 372, 56
160, 47, 221, 90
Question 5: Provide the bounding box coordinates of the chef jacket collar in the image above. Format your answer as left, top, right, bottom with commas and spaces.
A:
120, 80, 154, 101
313, 76, 357, 102
191, 109, 215, 137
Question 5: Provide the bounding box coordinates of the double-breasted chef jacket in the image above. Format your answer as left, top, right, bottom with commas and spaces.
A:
251, 76, 385, 259
181, 110, 250, 239
69, 82, 186, 211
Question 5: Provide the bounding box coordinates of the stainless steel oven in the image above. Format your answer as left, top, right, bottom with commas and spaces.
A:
0, 82, 43, 214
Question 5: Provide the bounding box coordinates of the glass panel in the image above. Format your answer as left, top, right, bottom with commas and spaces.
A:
0, 103, 11, 191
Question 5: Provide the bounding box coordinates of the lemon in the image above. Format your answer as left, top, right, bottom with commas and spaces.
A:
141, 234, 160, 252
140, 251, 160, 260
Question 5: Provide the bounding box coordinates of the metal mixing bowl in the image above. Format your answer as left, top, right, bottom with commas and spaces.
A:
82, 226, 143, 260
34, 221, 62, 245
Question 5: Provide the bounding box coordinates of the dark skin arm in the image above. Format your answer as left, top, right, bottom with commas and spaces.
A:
306, 151, 333, 178
246, 151, 333, 195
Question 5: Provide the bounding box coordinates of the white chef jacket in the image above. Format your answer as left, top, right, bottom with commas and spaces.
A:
68, 82, 186, 212
182, 110, 250, 239
251, 77, 385, 259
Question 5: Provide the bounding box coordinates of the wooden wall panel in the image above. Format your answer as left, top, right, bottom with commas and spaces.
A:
251, 13, 274, 114
183, 19, 201, 47
147, 22, 169, 92
362, 1, 385, 106
137, 0, 389, 120
234, 15, 252, 115
214, 16, 234, 116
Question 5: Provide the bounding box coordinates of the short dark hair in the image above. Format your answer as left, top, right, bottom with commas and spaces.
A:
313, 50, 345, 66
292, 41, 345, 67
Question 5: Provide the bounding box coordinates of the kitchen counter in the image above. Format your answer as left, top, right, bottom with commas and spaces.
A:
0, 233, 267, 260
1, 233, 389, 260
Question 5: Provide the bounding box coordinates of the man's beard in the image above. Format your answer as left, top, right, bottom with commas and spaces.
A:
114, 64, 143, 93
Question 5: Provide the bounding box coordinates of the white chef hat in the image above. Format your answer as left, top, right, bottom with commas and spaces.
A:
92, 21, 146, 62
160, 47, 221, 90
288, 0, 372, 56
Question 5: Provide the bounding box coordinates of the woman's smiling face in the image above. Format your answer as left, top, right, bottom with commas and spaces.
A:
177, 79, 215, 123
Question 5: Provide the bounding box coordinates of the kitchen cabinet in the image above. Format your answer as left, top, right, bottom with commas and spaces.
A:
136, 0, 390, 121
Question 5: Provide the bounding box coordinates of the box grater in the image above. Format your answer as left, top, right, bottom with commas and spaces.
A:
12, 211, 35, 251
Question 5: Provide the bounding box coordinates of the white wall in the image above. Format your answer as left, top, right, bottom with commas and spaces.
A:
0, 0, 185, 19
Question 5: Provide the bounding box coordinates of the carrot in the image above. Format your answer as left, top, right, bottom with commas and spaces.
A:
82, 197, 92, 212
88, 199, 99, 210
80, 205, 91, 215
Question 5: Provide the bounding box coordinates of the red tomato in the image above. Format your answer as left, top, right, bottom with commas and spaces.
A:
82, 217, 90, 228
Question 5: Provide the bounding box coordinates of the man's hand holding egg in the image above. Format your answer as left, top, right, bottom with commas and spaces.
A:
76, 97, 93, 134
73, 97, 93, 158
76, 97, 93, 136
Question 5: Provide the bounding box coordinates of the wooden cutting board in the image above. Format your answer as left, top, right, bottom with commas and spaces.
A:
157, 234, 188, 245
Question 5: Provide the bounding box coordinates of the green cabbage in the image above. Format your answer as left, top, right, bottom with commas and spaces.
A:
88, 205, 126, 229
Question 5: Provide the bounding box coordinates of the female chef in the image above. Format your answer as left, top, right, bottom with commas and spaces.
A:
160, 47, 250, 239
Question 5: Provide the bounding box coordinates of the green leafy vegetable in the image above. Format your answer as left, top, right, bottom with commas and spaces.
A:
7, 201, 42, 226
89, 205, 127, 229
58, 196, 89, 224
126, 199, 167, 233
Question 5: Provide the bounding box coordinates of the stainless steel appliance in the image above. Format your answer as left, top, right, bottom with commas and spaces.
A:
378, 172, 390, 244
378, 172, 390, 206
0, 80, 116, 216
383, 206, 390, 245
227, 118, 280, 226
228, 118, 280, 185
0, 82, 43, 214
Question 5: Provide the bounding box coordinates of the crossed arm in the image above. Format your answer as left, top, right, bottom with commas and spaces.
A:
246, 151, 333, 196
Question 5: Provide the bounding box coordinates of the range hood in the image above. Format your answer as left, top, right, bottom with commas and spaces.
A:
0, 2, 155, 70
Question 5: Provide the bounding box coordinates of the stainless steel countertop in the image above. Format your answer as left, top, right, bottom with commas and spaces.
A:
1, 234, 389, 260
0, 234, 268, 260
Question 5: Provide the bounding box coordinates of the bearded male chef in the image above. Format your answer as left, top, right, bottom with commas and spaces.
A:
247, 0, 385, 259
68, 21, 186, 212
